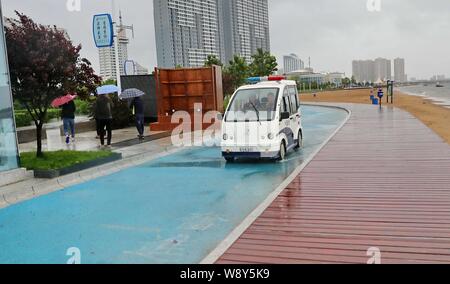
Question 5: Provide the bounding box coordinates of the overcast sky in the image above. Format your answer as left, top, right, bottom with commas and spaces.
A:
2, 0, 449, 79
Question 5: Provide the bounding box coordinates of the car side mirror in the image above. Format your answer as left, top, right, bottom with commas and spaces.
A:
280, 112, 290, 120
217, 113, 223, 121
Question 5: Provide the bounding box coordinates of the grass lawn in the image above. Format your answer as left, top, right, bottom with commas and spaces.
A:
20, 150, 114, 171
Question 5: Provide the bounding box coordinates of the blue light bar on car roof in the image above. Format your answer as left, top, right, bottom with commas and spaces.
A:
247, 76, 268, 84
247, 76, 286, 84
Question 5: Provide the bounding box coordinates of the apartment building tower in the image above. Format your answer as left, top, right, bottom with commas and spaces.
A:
154, 0, 271, 68
394, 58, 407, 82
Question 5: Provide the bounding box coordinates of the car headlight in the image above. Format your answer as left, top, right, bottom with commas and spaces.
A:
268, 133, 275, 140
223, 134, 228, 141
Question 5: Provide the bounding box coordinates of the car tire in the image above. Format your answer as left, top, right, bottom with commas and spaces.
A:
278, 141, 286, 161
295, 131, 303, 149
225, 157, 235, 163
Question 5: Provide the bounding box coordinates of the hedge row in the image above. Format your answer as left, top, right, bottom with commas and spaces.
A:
15, 109, 62, 128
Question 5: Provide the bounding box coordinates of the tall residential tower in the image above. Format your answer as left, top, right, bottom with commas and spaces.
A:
374, 57, 392, 82
98, 12, 148, 81
153, 0, 271, 68
221, 0, 271, 64
352, 58, 396, 83
98, 28, 129, 81
352, 60, 376, 83
394, 58, 407, 82
153, 0, 223, 68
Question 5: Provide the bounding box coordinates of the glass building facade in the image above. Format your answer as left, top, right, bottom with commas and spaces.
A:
0, 2, 20, 173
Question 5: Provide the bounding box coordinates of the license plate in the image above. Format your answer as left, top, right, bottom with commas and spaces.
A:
239, 147, 253, 152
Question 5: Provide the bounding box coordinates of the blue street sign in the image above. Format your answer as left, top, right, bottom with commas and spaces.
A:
93, 14, 114, 48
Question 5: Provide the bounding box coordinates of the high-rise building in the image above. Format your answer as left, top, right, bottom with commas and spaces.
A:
353, 58, 395, 83
352, 59, 376, 83
374, 58, 391, 82
154, 0, 223, 68
98, 20, 129, 81
153, 0, 271, 68
98, 12, 149, 81
221, 0, 270, 64
352, 60, 362, 82
394, 58, 406, 82
283, 54, 304, 73
134, 63, 149, 75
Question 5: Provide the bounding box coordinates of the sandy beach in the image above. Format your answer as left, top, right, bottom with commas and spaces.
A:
301, 88, 450, 145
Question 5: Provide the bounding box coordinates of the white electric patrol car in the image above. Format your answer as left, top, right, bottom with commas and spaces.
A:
221, 76, 303, 162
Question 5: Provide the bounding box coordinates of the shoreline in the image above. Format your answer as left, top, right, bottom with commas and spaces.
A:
301, 88, 450, 145
398, 89, 450, 109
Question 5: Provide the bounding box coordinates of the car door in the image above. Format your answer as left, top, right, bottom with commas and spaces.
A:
280, 87, 292, 144
289, 86, 301, 138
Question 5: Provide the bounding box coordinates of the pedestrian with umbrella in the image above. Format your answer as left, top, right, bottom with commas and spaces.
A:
120, 88, 146, 140
95, 84, 118, 147
51, 93, 77, 145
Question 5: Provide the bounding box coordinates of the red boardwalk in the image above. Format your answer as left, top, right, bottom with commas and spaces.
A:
216, 104, 450, 264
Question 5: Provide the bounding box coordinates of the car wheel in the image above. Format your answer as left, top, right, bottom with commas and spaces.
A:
225, 157, 235, 163
295, 131, 303, 149
278, 141, 286, 161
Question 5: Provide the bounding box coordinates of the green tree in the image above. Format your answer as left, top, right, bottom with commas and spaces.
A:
342, 77, 351, 88
102, 78, 117, 85
249, 48, 278, 77
204, 55, 223, 67
224, 55, 249, 91
5, 12, 100, 157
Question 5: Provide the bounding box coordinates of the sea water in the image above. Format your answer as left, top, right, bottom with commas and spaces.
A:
399, 84, 450, 108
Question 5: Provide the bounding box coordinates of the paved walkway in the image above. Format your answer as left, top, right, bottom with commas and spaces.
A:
1, 126, 178, 208
19, 125, 170, 155
17, 116, 90, 130
215, 104, 450, 264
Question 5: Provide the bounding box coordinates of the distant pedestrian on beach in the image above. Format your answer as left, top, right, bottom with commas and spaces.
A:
94, 94, 114, 147
129, 96, 145, 140
378, 88, 384, 98
61, 100, 76, 145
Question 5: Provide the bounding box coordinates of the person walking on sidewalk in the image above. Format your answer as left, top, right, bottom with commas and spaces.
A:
95, 94, 114, 147
129, 96, 145, 140
61, 100, 76, 145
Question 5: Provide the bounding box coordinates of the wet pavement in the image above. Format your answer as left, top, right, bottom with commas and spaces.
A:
0, 105, 348, 264
19, 125, 170, 155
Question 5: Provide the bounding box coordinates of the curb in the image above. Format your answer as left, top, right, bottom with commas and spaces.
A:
33, 153, 123, 179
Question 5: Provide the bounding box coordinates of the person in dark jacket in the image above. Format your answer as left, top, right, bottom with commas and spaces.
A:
95, 94, 114, 147
129, 96, 145, 140
61, 100, 76, 144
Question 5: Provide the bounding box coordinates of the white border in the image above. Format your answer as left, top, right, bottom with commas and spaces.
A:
200, 104, 352, 264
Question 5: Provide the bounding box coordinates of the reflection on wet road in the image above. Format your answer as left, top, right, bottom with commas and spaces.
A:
0, 106, 348, 264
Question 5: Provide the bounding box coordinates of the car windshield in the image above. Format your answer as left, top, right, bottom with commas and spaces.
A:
225, 88, 279, 122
